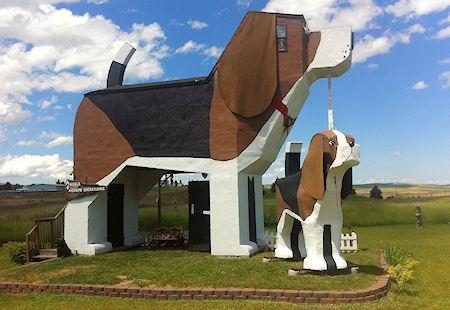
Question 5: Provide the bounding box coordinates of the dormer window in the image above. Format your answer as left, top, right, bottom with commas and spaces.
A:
277, 25, 287, 52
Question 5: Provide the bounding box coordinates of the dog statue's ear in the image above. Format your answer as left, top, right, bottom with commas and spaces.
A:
217, 12, 277, 118
302, 134, 326, 199
341, 168, 353, 199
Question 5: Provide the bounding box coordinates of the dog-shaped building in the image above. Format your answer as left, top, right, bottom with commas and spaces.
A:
64, 12, 353, 256
275, 130, 360, 271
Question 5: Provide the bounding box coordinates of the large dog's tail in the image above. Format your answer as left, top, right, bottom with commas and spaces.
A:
107, 43, 136, 88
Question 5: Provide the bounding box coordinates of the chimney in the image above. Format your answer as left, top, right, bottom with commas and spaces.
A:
285, 142, 303, 177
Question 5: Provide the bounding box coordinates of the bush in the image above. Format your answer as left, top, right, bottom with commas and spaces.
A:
387, 258, 417, 286
383, 244, 417, 286
383, 244, 407, 265
370, 185, 383, 199
3, 241, 27, 265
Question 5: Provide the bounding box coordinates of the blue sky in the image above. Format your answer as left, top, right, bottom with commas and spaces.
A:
0, 0, 449, 185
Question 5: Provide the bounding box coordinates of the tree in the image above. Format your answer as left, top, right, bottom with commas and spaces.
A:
370, 185, 383, 199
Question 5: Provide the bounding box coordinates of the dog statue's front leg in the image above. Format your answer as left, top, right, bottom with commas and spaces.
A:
302, 202, 348, 272
209, 171, 260, 256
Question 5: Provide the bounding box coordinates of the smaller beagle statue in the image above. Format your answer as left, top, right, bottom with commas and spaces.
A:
274, 130, 360, 272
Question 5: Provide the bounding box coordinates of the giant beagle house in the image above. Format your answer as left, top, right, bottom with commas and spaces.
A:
64, 12, 353, 256
275, 130, 360, 272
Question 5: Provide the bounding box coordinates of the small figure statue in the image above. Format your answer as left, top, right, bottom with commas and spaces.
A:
415, 207, 423, 228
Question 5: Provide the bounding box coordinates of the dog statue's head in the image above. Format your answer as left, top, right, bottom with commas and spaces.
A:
301, 130, 360, 200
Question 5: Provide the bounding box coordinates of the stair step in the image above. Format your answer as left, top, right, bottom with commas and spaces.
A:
34, 254, 57, 260
40, 248, 57, 255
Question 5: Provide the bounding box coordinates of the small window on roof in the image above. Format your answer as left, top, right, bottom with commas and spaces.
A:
277, 25, 287, 52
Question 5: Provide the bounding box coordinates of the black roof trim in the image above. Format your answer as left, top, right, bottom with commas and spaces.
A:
86, 76, 209, 95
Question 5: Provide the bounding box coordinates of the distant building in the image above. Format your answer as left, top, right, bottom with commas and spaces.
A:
17, 184, 66, 192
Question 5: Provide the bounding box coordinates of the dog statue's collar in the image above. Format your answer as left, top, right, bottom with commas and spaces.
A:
271, 96, 295, 130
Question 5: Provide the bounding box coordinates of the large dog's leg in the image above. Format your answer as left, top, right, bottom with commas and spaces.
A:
274, 209, 307, 259
253, 175, 268, 248
209, 172, 258, 256
274, 210, 294, 258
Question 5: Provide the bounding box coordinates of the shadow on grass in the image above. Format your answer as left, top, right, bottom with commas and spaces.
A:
355, 263, 385, 276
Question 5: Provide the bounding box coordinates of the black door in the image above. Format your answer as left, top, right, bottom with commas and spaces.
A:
248, 177, 257, 244
188, 181, 210, 252
107, 184, 124, 248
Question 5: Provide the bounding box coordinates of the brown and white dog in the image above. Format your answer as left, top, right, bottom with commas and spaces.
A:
66, 12, 353, 257
275, 130, 360, 271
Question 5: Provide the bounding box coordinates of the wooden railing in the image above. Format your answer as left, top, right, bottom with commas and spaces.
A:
26, 205, 66, 261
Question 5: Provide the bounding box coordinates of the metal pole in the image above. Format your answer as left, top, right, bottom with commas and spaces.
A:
328, 77, 334, 130
157, 178, 162, 227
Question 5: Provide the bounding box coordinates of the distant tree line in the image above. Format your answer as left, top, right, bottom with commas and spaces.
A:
0, 182, 22, 191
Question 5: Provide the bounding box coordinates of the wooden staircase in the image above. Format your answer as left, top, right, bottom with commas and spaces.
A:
26, 205, 66, 262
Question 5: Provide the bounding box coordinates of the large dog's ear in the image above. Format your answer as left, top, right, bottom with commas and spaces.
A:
301, 134, 326, 199
217, 12, 277, 118
341, 168, 353, 199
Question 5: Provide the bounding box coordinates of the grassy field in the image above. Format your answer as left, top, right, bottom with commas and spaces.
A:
0, 224, 449, 309
0, 192, 67, 244
354, 184, 450, 198
2, 186, 450, 244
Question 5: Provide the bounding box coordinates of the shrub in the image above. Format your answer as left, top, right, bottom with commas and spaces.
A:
383, 244, 417, 286
383, 244, 407, 265
3, 241, 27, 265
387, 258, 417, 286
370, 185, 383, 199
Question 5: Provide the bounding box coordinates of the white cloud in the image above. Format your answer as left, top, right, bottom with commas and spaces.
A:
262, 155, 286, 183
411, 80, 428, 90
353, 24, 425, 63
0, 100, 32, 124
187, 20, 208, 30
15, 140, 41, 146
439, 13, 450, 25
87, 0, 108, 4
0, 129, 6, 142
367, 63, 378, 69
0, 2, 168, 127
37, 115, 56, 122
0, 154, 72, 181
39, 130, 60, 138
237, 0, 252, 8
175, 41, 223, 59
439, 57, 450, 65
175, 40, 206, 54
203, 46, 224, 59
393, 151, 402, 158
439, 71, 450, 89
263, 0, 383, 32
434, 26, 450, 39
46, 135, 73, 148
40, 95, 58, 109
385, 0, 450, 19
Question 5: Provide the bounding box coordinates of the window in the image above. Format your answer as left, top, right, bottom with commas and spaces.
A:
277, 25, 287, 52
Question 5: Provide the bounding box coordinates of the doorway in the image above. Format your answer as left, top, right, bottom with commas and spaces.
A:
188, 181, 210, 251
107, 184, 124, 248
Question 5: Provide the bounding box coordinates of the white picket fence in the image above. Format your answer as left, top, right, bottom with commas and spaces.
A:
340, 232, 358, 252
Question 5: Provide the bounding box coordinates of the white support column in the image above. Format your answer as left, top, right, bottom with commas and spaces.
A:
209, 172, 257, 256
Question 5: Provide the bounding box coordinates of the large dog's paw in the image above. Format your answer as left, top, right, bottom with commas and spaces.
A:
274, 246, 293, 259
333, 254, 348, 270
303, 255, 327, 271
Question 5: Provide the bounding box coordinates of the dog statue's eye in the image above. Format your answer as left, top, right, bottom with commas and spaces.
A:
329, 140, 336, 146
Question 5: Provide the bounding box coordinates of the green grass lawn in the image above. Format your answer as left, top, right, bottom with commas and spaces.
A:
1, 187, 450, 308
1, 224, 449, 309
